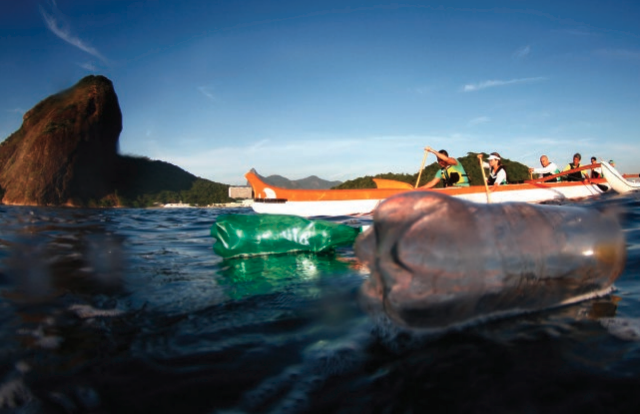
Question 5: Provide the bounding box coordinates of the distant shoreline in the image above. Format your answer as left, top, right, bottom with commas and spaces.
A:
161, 200, 254, 209
0, 201, 254, 209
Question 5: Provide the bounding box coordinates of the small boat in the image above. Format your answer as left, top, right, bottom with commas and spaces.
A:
245, 167, 609, 217
601, 161, 640, 194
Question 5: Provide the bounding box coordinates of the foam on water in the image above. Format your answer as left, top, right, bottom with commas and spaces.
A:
600, 317, 640, 341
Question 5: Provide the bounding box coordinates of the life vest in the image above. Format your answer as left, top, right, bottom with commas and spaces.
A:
487, 165, 507, 186
566, 163, 584, 181
543, 171, 561, 182
542, 165, 561, 182
440, 163, 470, 187
591, 169, 601, 179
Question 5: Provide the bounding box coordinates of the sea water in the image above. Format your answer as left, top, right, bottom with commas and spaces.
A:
0, 191, 639, 413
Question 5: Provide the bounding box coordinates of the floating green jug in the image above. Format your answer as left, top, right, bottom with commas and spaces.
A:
211, 214, 362, 258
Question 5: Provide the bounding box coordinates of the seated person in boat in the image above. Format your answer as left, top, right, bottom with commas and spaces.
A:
478, 152, 508, 191
590, 156, 602, 179
563, 153, 588, 182
420, 147, 470, 188
529, 155, 561, 182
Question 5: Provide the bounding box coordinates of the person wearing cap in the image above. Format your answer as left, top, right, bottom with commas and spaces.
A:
529, 155, 561, 182
563, 153, 588, 182
609, 160, 616, 168
589, 156, 602, 179
478, 152, 508, 191
420, 146, 470, 188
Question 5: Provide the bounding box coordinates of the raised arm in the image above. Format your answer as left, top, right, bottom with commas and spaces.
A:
426, 146, 458, 165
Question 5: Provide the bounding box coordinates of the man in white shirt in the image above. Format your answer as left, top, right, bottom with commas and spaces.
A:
529, 155, 561, 182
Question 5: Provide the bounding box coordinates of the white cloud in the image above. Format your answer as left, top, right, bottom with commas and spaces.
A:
249, 139, 270, 151
414, 86, 432, 95
197, 86, 216, 101
562, 29, 592, 36
462, 77, 547, 92
469, 116, 490, 125
595, 49, 640, 60
39, 2, 108, 63
79, 61, 98, 71
513, 45, 531, 59
149, 134, 464, 185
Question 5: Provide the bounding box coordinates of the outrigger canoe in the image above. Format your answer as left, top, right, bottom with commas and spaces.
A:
600, 161, 640, 194
245, 166, 609, 217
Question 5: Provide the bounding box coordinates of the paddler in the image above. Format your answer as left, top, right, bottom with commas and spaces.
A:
420, 147, 470, 188
563, 153, 588, 182
528, 154, 561, 182
478, 152, 508, 191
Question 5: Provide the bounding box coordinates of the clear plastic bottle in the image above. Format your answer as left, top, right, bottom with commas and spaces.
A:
356, 191, 627, 330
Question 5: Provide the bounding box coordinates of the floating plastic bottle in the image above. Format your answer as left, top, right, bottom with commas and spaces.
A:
356, 191, 627, 330
211, 214, 361, 258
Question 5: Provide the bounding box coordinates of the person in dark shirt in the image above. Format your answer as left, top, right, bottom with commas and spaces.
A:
590, 156, 602, 179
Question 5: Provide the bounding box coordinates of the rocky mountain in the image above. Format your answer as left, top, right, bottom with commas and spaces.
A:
0, 75, 230, 207
0, 76, 122, 206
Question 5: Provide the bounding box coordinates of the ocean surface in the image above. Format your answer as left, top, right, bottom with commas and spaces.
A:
1, 191, 639, 413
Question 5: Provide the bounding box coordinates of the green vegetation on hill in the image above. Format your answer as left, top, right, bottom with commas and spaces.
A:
334, 153, 531, 189
97, 155, 233, 208
333, 172, 415, 189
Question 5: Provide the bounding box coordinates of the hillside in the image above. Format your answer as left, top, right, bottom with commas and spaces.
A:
112, 156, 231, 207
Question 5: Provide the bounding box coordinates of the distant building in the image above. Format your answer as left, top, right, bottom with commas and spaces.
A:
229, 186, 253, 199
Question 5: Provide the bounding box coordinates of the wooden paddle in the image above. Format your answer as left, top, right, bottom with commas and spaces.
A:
414, 150, 428, 188
526, 164, 595, 184
478, 155, 492, 203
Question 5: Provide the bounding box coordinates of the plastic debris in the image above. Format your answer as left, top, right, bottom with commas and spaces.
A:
356, 191, 626, 330
211, 214, 361, 258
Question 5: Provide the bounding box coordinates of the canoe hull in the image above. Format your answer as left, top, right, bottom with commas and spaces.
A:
245, 171, 608, 216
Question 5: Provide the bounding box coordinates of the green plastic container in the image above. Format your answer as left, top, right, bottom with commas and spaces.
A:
211, 214, 362, 258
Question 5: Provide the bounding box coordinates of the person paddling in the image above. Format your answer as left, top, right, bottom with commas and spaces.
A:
420, 147, 470, 188
563, 153, 588, 182
478, 152, 508, 191
529, 155, 561, 182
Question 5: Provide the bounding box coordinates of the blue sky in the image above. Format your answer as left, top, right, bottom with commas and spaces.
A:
1, 0, 639, 185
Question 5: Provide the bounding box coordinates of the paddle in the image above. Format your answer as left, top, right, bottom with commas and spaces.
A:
526, 164, 596, 184
478, 154, 492, 203
415, 150, 428, 188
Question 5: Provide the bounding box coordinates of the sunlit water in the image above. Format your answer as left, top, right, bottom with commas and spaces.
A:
1, 192, 640, 413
